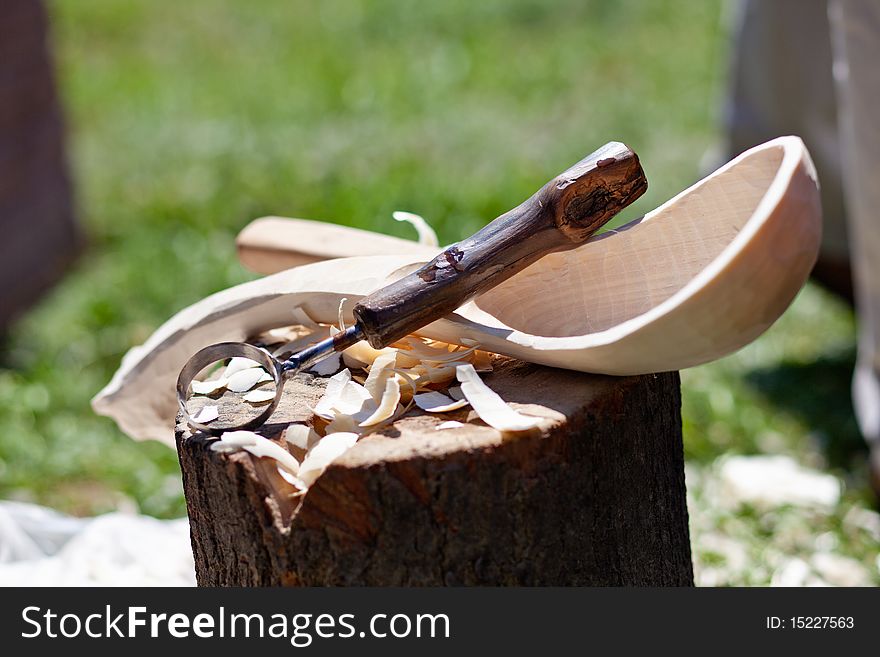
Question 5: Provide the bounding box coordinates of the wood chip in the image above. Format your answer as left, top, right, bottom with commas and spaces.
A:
191, 377, 228, 395
252, 326, 300, 346
392, 368, 419, 402
455, 364, 541, 432
413, 391, 469, 413
337, 298, 348, 331
332, 381, 374, 416
211, 430, 301, 477
241, 439, 300, 477
298, 432, 359, 486
391, 349, 422, 368
415, 363, 460, 386
392, 210, 439, 247
210, 430, 259, 449
308, 352, 341, 376
324, 414, 360, 434
435, 420, 465, 430
359, 378, 401, 427
342, 351, 368, 370
223, 357, 261, 378
472, 350, 494, 372
276, 467, 307, 490
284, 424, 319, 450
312, 369, 352, 419
192, 405, 219, 423
343, 341, 398, 369
243, 389, 276, 404
400, 338, 476, 363
364, 351, 398, 402
226, 367, 271, 393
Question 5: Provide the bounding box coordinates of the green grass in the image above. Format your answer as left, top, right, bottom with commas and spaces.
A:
0, 0, 875, 583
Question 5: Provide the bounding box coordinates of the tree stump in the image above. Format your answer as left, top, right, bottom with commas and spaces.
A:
0, 0, 79, 329
177, 358, 692, 586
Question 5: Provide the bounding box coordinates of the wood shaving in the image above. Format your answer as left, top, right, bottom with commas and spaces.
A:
226, 367, 271, 393
331, 380, 374, 416
210, 430, 301, 477
472, 350, 494, 372
210, 430, 258, 450
455, 364, 541, 432
324, 414, 360, 434
223, 357, 261, 378
298, 432, 359, 486
399, 337, 476, 363
392, 368, 419, 405
359, 378, 401, 427
392, 211, 439, 247
204, 326, 533, 495
284, 424, 319, 450
342, 351, 368, 370
337, 298, 348, 331
312, 369, 352, 419
414, 363, 460, 386
192, 405, 219, 423
435, 420, 465, 430
363, 351, 398, 402
243, 389, 276, 404
413, 391, 469, 413
252, 326, 301, 346
342, 341, 398, 369
241, 439, 300, 477
308, 352, 341, 376
191, 377, 228, 395
276, 467, 307, 490
391, 349, 421, 368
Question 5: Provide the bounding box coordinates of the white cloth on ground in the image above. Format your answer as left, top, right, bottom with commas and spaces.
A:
0, 500, 195, 586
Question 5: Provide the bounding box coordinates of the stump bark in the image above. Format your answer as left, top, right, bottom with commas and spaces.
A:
177, 359, 692, 586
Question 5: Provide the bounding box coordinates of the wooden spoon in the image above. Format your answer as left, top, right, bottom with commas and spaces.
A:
93, 137, 819, 443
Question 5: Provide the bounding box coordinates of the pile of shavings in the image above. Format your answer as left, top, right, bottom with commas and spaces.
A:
203, 309, 543, 493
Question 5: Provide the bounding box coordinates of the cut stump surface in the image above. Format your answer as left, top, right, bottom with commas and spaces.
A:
177, 358, 692, 586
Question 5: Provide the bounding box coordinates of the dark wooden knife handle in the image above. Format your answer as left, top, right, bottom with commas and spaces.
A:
353, 142, 647, 348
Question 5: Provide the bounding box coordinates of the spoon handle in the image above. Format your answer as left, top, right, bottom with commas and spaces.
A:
353, 142, 647, 348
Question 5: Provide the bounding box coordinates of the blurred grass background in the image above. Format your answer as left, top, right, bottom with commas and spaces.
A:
0, 0, 875, 583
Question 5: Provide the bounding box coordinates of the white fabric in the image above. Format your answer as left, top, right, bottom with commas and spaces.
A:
0, 501, 195, 586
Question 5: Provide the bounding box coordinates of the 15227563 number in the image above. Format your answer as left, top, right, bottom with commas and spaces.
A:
792, 617, 853, 629
766, 616, 854, 630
